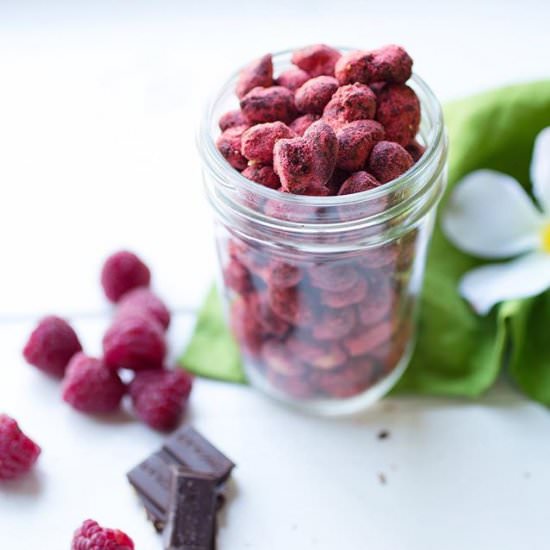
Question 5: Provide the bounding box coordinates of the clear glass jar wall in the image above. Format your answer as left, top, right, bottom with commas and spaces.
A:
199, 49, 448, 414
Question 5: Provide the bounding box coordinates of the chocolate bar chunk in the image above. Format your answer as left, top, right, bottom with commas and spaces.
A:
163, 427, 235, 484
127, 426, 234, 532
164, 467, 218, 550
127, 451, 175, 531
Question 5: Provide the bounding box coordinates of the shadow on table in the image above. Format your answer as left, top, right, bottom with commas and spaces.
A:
0, 469, 43, 497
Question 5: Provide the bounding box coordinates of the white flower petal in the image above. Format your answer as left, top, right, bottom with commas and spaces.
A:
531, 127, 550, 213
460, 252, 550, 315
442, 169, 543, 258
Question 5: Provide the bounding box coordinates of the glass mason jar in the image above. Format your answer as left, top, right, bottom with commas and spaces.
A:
199, 48, 447, 415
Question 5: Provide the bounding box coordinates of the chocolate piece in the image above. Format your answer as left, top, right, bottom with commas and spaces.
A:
164, 467, 218, 550
163, 427, 235, 484
127, 427, 235, 532
128, 451, 174, 532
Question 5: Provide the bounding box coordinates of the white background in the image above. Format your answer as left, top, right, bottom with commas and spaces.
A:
1, 1, 550, 548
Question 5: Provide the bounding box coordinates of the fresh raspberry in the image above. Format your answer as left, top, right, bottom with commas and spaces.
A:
0, 415, 41, 481
62, 353, 126, 414
116, 288, 170, 331
103, 315, 166, 371
23, 316, 82, 378
71, 519, 134, 550
101, 251, 151, 303
129, 369, 193, 431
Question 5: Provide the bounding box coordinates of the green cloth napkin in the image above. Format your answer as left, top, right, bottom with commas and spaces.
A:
182, 80, 550, 404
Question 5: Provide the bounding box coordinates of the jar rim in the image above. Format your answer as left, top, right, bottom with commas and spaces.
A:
198, 46, 446, 226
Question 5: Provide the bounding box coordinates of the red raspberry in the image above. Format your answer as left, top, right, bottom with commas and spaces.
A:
0, 415, 41, 481
62, 353, 126, 414
103, 315, 166, 371
116, 288, 170, 331
23, 316, 82, 377
101, 251, 151, 303
129, 369, 193, 431
71, 519, 134, 550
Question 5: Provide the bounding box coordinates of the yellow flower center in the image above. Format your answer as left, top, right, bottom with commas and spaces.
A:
541, 224, 550, 253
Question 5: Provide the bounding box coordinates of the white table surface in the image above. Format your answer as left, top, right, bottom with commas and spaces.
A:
1, 1, 550, 548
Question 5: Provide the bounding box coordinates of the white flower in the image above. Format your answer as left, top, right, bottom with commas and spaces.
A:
442, 127, 550, 315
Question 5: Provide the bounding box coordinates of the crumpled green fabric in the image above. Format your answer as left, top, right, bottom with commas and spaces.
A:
181, 80, 550, 404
